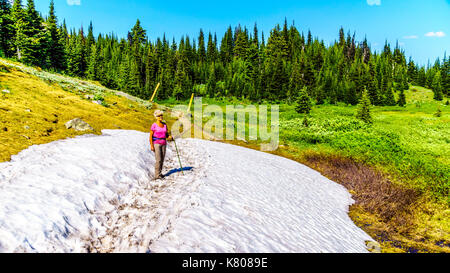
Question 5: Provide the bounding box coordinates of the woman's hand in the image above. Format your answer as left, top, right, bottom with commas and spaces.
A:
167, 136, 173, 141
151, 145, 155, 152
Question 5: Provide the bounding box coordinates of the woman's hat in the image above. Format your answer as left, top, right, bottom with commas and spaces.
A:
154, 110, 164, 117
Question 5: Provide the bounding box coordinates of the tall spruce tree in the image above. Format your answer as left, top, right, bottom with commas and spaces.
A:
23, 0, 47, 67
0, 0, 14, 57
11, 0, 27, 60
198, 28, 206, 63
432, 71, 444, 101
46, 0, 66, 71
397, 88, 406, 107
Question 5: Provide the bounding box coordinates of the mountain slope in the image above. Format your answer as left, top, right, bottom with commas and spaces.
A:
0, 58, 175, 163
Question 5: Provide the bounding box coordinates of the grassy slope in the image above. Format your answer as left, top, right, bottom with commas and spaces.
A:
0, 58, 177, 162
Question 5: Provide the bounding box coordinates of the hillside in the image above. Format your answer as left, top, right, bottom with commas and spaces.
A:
0, 57, 177, 162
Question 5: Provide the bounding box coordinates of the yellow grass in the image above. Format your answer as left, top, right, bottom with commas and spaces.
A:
0, 66, 176, 163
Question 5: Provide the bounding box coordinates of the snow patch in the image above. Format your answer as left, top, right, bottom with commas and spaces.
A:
0, 130, 373, 252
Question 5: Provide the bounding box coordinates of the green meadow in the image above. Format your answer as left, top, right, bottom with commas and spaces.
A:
159, 86, 449, 252
161, 86, 449, 202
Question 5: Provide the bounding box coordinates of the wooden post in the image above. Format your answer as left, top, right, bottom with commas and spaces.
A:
150, 82, 161, 102
187, 93, 194, 113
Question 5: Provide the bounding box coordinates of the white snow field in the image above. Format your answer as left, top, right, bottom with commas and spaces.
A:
0, 130, 374, 253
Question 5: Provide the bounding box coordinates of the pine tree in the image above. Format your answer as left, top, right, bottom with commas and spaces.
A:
0, 0, 14, 57
288, 60, 302, 102
46, 0, 66, 71
87, 43, 101, 80
407, 57, 417, 84
416, 67, 426, 87
356, 89, 372, 124
11, 0, 27, 60
441, 53, 449, 96
198, 28, 206, 63
385, 83, 396, 106
295, 87, 312, 114
86, 21, 95, 59
206, 32, 216, 63
432, 71, 443, 101
23, 0, 47, 67
233, 26, 249, 59
128, 19, 146, 46
206, 63, 216, 97
397, 89, 406, 107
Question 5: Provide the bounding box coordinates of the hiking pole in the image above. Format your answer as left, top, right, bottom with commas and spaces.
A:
173, 137, 184, 175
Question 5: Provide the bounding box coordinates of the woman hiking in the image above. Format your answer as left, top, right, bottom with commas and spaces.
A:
150, 110, 173, 180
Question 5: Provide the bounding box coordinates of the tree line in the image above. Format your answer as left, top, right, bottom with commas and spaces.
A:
1, 0, 448, 105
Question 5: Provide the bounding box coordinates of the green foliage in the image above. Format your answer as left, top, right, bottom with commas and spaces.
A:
278, 99, 449, 201
432, 71, 443, 101
356, 89, 372, 123
434, 107, 442, 117
302, 115, 309, 127
1, 0, 446, 106
295, 87, 312, 114
397, 89, 406, 107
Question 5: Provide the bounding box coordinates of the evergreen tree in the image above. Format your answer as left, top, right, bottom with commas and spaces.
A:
397, 89, 406, 107
0, 0, 14, 57
233, 27, 249, 60
198, 28, 206, 63
384, 83, 396, 106
288, 60, 302, 102
432, 71, 443, 101
295, 87, 312, 114
407, 57, 417, 84
206, 63, 216, 97
22, 0, 47, 66
416, 67, 426, 86
85, 21, 95, 58
46, 0, 66, 71
128, 19, 146, 46
441, 53, 449, 96
11, 0, 27, 60
87, 43, 102, 80
206, 32, 216, 63
356, 89, 372, 124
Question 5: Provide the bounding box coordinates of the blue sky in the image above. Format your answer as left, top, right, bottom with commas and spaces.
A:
34, 0, 449, 66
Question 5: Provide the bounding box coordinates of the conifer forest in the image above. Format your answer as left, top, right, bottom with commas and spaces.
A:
1, 0, 449, 105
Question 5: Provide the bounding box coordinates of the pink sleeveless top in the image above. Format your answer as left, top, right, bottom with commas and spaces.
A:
151, 123, 167, 145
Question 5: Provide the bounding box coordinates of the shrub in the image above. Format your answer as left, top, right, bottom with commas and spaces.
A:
295, 87, 312, 114
434, 108, 442, 117
356, 90, 373, 124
